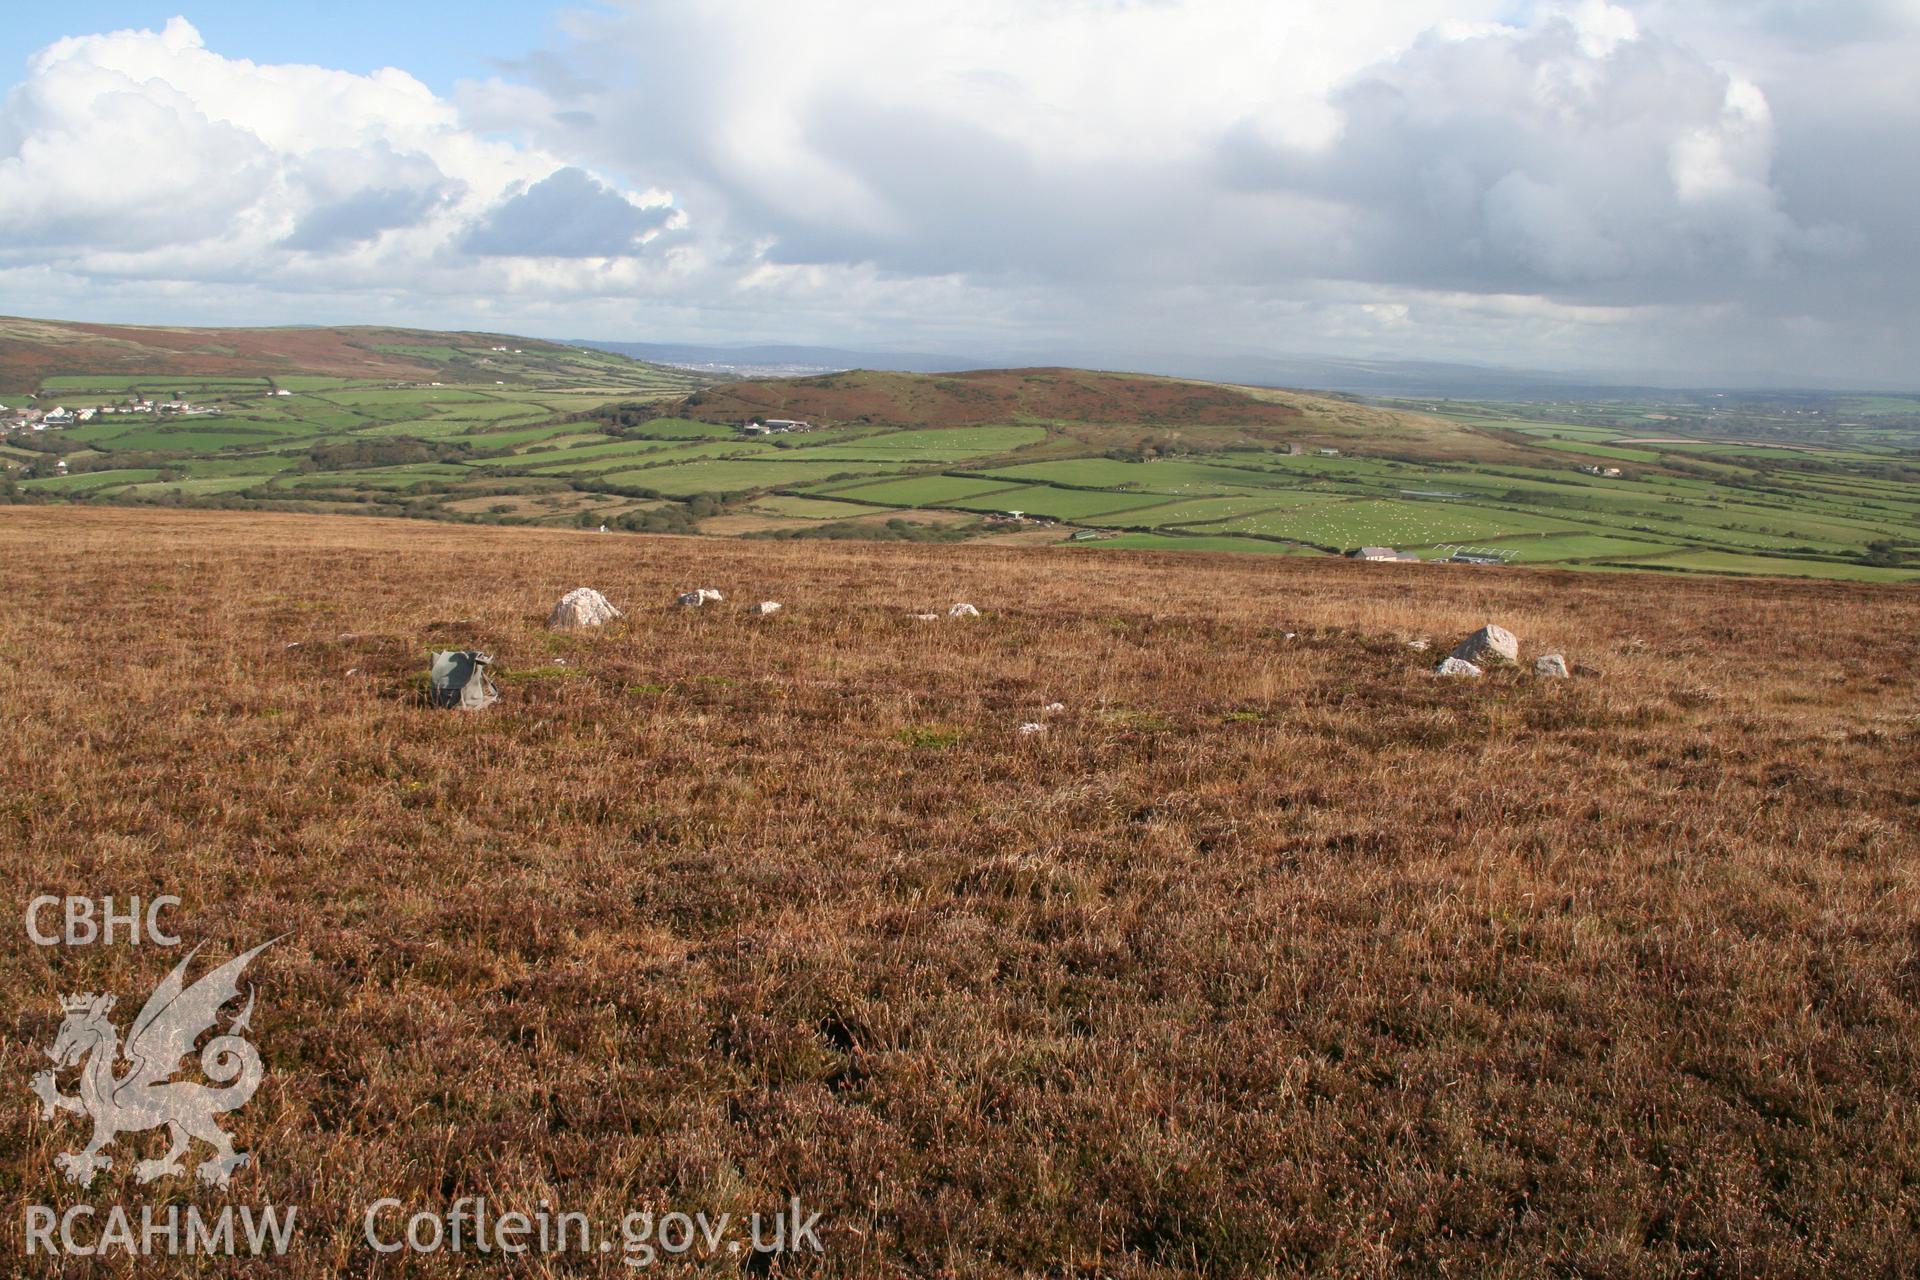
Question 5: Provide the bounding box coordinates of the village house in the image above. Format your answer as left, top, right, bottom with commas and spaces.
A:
159, 399, 218, 416
1317, 447, 1341, 457
1350, 546, 1421, 562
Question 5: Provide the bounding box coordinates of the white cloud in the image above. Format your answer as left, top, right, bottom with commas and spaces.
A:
0, 5, 1914, 385
480, 0, 1890, 369
0, 17, 681, 283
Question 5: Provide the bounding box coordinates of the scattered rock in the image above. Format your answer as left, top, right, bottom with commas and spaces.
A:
1450, 624, 1519, 666
1283, 631, 1298, 641
1407, 638, 1430, 652
428, 650, 499, 711
1573, 662, 1604, 678
748, 601, 782, 616
1534, 654, 1570, 678
677, 588, 724, 607
548, 586, 622, 629
910, 612, 940, 621
1435, 657, 1483, 678
949, 602, 980, 618
1018, 722, 1047, 735
1042, 701, 1066, 714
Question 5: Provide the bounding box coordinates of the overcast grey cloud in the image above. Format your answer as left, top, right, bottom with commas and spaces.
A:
1, 3, 1915, 385
461, 166, 676, 257
280, 144, 460, 252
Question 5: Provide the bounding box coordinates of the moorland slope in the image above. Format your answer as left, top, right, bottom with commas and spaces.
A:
3, 506, 1916, 1276
0, 314, 695, 391
680, 366, 1309, 428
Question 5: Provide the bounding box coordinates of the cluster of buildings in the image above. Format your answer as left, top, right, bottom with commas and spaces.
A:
1, 395, 223, 435
97, 395, 221, 417
1578, 463, 1624, 478
739, 418, 814, 436
1433, 545, 1520, 565
0, 403, 94, 433
1349, 545, 1525, 565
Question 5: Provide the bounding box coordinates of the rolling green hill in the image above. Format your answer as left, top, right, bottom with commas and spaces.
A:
3, 320, 1916, 582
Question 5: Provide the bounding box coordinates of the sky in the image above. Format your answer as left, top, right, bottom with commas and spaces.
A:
1, 1, 1916, 387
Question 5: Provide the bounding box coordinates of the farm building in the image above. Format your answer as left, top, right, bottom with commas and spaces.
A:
1350, 546, 1420, 562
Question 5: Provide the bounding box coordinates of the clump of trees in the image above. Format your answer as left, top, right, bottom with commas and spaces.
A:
300, 439, 487, 471
1860, 540, 1917, 567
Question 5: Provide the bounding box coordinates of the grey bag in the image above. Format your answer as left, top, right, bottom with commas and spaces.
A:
428, 650, 499, 711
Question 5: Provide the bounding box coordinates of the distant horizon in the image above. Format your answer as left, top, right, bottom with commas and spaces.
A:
6, 309, 1916, 399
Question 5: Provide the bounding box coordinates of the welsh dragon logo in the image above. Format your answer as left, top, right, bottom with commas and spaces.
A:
29, 940, 276, 1188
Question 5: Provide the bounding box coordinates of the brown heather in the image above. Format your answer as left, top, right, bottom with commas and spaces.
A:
1, 507, 1917, 1278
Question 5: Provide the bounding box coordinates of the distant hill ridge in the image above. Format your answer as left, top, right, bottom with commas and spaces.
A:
0, 315, 691, 389
676, 367, 1311, 428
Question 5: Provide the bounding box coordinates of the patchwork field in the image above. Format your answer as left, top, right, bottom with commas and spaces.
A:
7, 320, 1918, 581
3, 506, 1917, 1277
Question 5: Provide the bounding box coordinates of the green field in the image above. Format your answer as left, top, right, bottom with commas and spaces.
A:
20, 468, 165, 494
600, 457, 911, 496
978, 457, 1289, 493
952, 487, 1189, 520
816, 474, 1031, 506
790, 425, 1048, 461
1406, 532, 1679, 563
8, 349, 1919, 582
